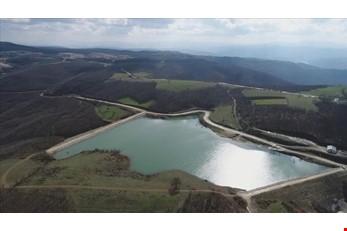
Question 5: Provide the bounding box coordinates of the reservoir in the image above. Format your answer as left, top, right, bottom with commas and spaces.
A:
55, 116, 328, 190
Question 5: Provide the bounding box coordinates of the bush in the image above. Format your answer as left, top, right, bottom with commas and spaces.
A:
31, 152, 55, 163
168, 177, 182, 195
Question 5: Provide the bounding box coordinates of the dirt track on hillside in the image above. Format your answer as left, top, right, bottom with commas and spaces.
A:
44, 94, 344, 168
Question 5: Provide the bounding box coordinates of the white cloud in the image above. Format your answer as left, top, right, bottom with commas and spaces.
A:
1, 18, 347, 48
98, 18, 128, 25
2, 18, 31, 23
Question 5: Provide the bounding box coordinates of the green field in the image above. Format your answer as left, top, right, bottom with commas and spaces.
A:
219, 83, 243, 89
14, 151, 243, 212
109, 72, 129, 80
251, 98, 288, 106
66, 188, 186, 212
0, 159, 20, 178
267, 202, 288, 213
301, 86, 347, 98
108, 72, 153, 82
132, 72, 153, 79
95, 104, 133, 122
155, 79, 215, 92
5, 158, 44, 185
118, 97, 153, 108
23, 151, 222, 190
27, 151, 231, 190
1, 151, 247, 212
210, 105, 240, 129
242, 88, 318, 111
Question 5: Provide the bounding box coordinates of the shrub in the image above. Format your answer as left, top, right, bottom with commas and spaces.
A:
168, 177, 182, 195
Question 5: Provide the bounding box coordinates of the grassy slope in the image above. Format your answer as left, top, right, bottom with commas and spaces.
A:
132, 72, 153, 79
251, 171, 347, 213
5, 151, 245, 212
109, 78, 216, 92
109, 72, 153, 81
251, 98, 288, 106
66, 189, 187, 212
118, 97, 153, 108
95, 104, 133, 122
0, 159, 20, 178
155, 79, 216, 92
23, 152, 228, 190
242, 88, 318, 111
5, 158, 45, 185
210, 105, 240, 129
109, 72, 129, 80
301, 86, 347, 98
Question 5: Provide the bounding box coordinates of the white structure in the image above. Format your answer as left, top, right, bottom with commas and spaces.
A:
333, 98, 340, 104
327, 145, 337, 154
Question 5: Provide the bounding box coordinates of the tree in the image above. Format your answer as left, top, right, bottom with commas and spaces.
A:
168, 177, 182, 195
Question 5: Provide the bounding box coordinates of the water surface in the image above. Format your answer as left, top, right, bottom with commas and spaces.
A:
55, 116, 328, 190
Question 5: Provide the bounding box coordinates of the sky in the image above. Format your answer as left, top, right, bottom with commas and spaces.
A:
1, 18, 347, 51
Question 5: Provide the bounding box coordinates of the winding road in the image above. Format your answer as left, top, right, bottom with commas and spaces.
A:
242, 167, 344, 198
45, 94, 344, 168
2, 91, 346, 209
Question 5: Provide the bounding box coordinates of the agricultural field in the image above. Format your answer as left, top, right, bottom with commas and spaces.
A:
95, 104, 133, 122
118, 97, 153, 108
108, 72, 152, 82
155, 79, 216, 92
132, 72, 153, 79
210, 105, 240, 129
242, 88, 318, 111
300, 86, 347, 98
251, 98, 288, 106
109, 72, 129, 81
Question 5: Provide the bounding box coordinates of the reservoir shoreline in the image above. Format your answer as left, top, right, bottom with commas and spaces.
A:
51, 115, 331, 190
46, 112, 146, 154
45, 94, 343, 169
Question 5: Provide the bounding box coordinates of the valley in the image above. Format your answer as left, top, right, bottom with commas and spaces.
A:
1, 42, 347, 213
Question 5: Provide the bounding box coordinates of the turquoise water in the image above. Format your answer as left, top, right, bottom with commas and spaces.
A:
55, 116, 328, 190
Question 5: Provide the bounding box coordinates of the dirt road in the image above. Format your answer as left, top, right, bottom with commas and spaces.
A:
0, 152, 41, 187
4, 91, 346, 212
43, 93, 344, 168
242, 167, 344, 198
46, 112, 145, 154
15, 184, 236, 198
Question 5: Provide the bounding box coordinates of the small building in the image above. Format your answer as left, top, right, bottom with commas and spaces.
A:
327, 145, 337, 154
333, 98, 340, 104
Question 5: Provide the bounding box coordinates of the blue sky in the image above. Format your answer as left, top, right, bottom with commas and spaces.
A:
1, 18, 347, 50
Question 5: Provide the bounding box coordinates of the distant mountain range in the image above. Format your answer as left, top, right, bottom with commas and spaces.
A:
308, 57, 347, 70
1, 41, 347, 87
194, 44, 347, 69
210, 57, 347, 85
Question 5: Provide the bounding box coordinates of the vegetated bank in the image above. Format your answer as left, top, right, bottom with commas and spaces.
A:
250, 170, 347, 213
0, 150, 247, 212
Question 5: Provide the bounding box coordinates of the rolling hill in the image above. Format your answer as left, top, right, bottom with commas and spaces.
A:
1, 42, 291, 91
211, 57, 347, 85
2, 42, 347, 87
